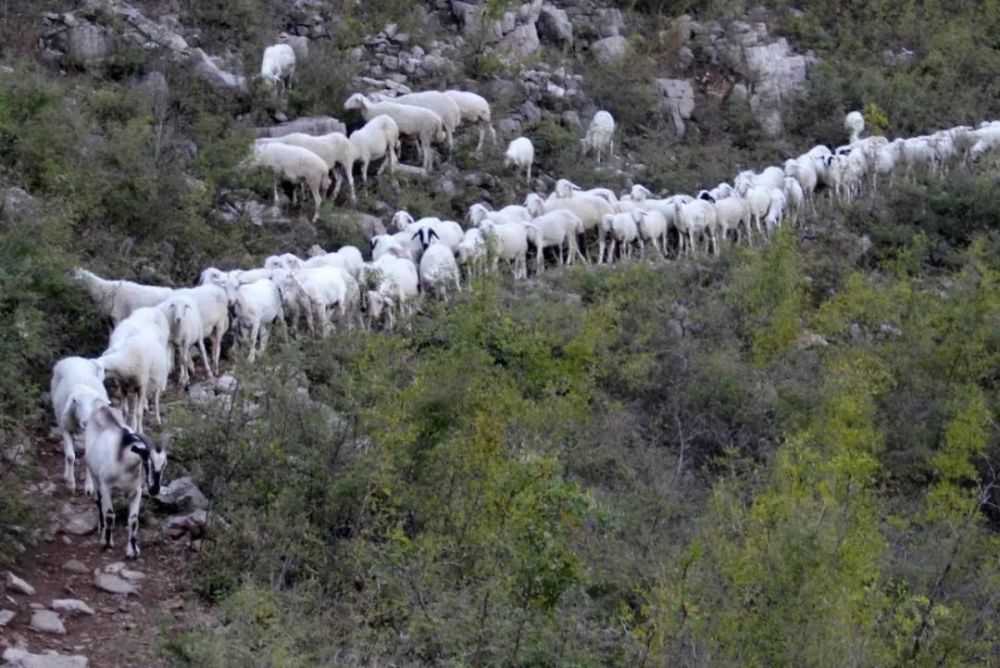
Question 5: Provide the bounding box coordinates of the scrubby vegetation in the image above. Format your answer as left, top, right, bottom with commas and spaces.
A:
0, 0, 998, 665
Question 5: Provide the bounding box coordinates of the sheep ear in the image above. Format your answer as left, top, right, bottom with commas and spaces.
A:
429, 229, 439, 240
412, 231, 421, 241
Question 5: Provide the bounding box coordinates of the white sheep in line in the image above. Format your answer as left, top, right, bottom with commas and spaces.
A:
371, 232, 423, 265
456, 228, 488, 283
635, 208, 669, 259
443, 90, 497, 154
262, 132, 358, 204
372, 91, 461, 154
505, 137, 535, 183
478, 220, 536, 280
418, 241, 462, 302
845, 110, 865, 143
264, 253, 305, 271
344, 93, 445, 172
99, 323, 171, 435
72, 268, 173, 325
710, 195, 751, 248
50, 356, 110, 494
673, 198, 719, 257
529, 209, 586, 273
806, 144, 833, 185
277, 266, 355, 339
782, 177, 805, 227
390, 211, 464, 253
740, 185, 773, 238
600, 211, 641, 263
173, 284, 230, 376
364, 249, 420, 331
581, 110, 615, 164
158, 294, 213, 389
764, 188, 787, 234
468, 202, 531, 227
84, 405, 166, 559
247, 141, 330, 222
303, 246, 364, 280
784, 156, 818, 213
350, 114, 400, 186
734, 166, 785, 195
525, 191, 615, 263
229, 278, 286, 362
261, 43, 295, 92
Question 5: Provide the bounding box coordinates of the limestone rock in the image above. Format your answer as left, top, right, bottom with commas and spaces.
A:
2, 647, 89, 668
6, 572, 35, 596
0, 187, 39, 226
537, 5, 572, 49
50, 599, 95, 617
93, 573, 136, 596
65, 23, 110, 69
499, 23, 540, 58
61, 560, 88, 575
60, 504, 97, 536
189, 48, 247, 93
591, 35, 628, 64
29, 610, 66, 635
656, 79, 695, 136
155, 477, 208, 513
0, 609, 14, 627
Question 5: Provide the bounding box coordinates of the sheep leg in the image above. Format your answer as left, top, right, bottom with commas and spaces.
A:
248, 321, 260, 362
135, 385, 147, 435
311, 182, 322, 222
361, 159, 371, 185
84, 464, 95, 497
346, 166, 356, 204
152, 387, 162, 426
125, 481, 142, 559
475, 124, 485, 155
330, 169, 343, 202
259, 324, 272, 356
62, 431, 77, 493
98, 483, 114, 550
197, 338, 214, 381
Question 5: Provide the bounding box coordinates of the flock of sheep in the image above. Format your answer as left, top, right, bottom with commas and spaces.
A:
47, 37, 1000, 560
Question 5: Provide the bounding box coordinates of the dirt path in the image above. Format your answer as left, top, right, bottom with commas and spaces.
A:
1, 435, 200, 667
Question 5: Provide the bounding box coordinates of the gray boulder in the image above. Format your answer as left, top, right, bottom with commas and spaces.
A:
189, 48, 247, 93
1, 647, 88, 668
537, 5, 573, 49
65, 23, 110, 69
155, 477, 208, 513
591, 35, 628, 64
29, 610, 66, 635
0, 187, 39, 226
499, 23, 540, 57
656, 79, 696, 136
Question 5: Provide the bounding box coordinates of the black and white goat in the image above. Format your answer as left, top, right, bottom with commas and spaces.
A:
84, 406, 167, 559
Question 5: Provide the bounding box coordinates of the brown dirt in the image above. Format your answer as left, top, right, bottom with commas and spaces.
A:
1, 435, 202, 667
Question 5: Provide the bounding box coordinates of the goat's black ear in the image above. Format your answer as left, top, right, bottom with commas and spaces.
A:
369, 239, 377, 251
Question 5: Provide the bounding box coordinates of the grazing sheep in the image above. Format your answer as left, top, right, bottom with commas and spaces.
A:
505, 137, 535, 182
374, 91, 461, 153
391, 211, 465, 252
260, 43, 295, 92
526, 191, 617, 262
72, 269, 173, 325
673, 198, 719, 257
529, 209, 586, 273
350, 114, 400, 185
264, 253, 305, 271
344, 93, 445, 172
742, 185, 773, 237
84, 405, 166, 559
784, 157, 819, 213
173, 284, 229, 374
479, 220, 534, 279
735, 166, 785, 195
764, 188, 787, 234
581, 110, 615, 163
364, 248, 420, 330
600, 212, 640, 263
635, 208, 669, 259
99, 326, 171, 434
782, 177, 805, 226
712, 195, 751, 247
845, 110, 865, 143
418, 242, 461, 301
158, 294, 212, 388
50, 356, 110, 493
264, 132, 358, 204
456, 228, 488, 282
468, 202, 531, 227
443, 90, 497, 153
246, 141, 330, 222
230, 278, 285, 362
278, 266, 353, 338
371, 232, 423, 264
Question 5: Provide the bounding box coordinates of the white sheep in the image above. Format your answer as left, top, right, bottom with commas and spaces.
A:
375, 91, 461, 153
419, 242, 461, 301
344, 93, 445, 172
673, 199, 719, 257
784, 157, 818, 213
350, 114, 400, 185
581, 110, 615, 163
84, 405, 166, 559
635, 208, 669, 259
99, 325, 171, 434
264, 132, 358, 204
261, 43, 295, 92
303, 245, 364, 279
505, 137, 535, 182
712, 195, 751, 247
264, 253, 305, 271
734, 166, 785, 195
764, 188, 787, 234
468, 202, 531, 227
246, 141, 330, 222
371, 232, 422, 264
456, 228, 487, 282
872, 138, 903, 194
529, 209, 586, 273
278, 266, 353, 338
525, 191, 616, 262
391, 211, 465, 252
50, 356, 110, 493
600, 212, 640, 262
742, 185, 773, 237
364, 249, 420, 330
230, 278, 285, 362
72, 268, 173, 325
479, 220, 534, 279
782, 177, 805, 227
158, 294, 212, 388
443, 90, 497, 153
845, 110, 865, 143
174, 284, 230, 374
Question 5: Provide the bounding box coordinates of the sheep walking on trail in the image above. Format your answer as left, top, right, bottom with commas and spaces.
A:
51, 356, 110, 494
582, 110, 615, 163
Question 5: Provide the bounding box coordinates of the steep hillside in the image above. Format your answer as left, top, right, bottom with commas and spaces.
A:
1, 0, 999, 666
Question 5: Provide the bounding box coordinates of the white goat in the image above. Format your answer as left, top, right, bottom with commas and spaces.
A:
247, 141, 330, 222
344, 94, 444, 172
158, 294, 212, 388
84, 405, 166, 559
261, 43, 295, 91
600, 212, 640, 262
350, 114, 400, 185
456, 228, 487, 282
364, 249, 420, 330
479, 220, 536, 279
443, 90, 497, 153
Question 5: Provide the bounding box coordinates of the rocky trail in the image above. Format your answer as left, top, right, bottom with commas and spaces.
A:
1, 434, 207, 668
